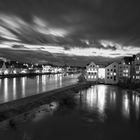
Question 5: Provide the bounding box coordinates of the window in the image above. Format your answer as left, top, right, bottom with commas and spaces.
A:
111, 77, 112, 79
114, 69, 116, 72
114, 76, 116, 81
111, 69, 113, 71
114, 65, 116, 68
107, 77, 109, 79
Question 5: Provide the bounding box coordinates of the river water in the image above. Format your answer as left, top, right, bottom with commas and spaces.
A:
0, 85, 140, 140
0, 74, 79, 104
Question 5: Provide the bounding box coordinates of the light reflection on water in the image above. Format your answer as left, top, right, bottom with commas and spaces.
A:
78, 85, 140, 120
0, 85, 140, 140
4, 78, 8, 102
21, 77, 26, 98
122, 93, 130, 119
13, 78, 16, 100
0, 74, 78, 104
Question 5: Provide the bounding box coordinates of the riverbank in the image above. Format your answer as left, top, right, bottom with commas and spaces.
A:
0, 72, 79, 79
0, 72, 61, 79
0, 82, 93, 122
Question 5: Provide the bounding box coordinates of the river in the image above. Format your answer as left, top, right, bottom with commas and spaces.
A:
0, 85, 140, 140
0, 74, 79, 104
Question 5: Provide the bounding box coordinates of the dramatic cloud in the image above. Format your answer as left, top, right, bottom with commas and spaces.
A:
0, 0, 140, 65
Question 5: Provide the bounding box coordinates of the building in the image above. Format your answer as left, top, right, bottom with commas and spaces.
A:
105, 62, 119, 84
42, 65, 52, 73
132, 54, 140, 82
98, 65, 105, 83
0, 61, 9, 75
119, 57, 133, 82
85, 62, 99, 81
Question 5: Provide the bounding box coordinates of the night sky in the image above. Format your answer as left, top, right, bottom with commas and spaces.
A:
0, 0, 140, 66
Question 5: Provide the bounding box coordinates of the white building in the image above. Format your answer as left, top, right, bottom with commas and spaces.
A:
105, 62, 119, 84
0, 62, 9, 75
85, 62, 99, 81
42, 65, 52, 73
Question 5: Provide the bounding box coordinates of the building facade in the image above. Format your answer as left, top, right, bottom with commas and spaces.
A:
119, 57, 133, 82
85, 62, 99, 81
105, 62, 119, 84
0, 61, 8, 75
132, 54, 140, 82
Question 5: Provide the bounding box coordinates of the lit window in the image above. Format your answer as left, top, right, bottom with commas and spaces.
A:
114, 73, 116, 76
125, 69, 128, 73
136, 76, 140, 79
136, 71, 139, 74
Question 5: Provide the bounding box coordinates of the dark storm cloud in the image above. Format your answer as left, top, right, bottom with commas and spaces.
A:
0, 0, 140, 46
0, 0, 140, 65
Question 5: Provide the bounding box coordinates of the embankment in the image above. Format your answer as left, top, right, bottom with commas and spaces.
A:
0, 82, 93, 122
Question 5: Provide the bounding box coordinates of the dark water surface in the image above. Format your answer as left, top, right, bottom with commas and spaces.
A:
0, 85, 140, 140
0, 74, 78, 104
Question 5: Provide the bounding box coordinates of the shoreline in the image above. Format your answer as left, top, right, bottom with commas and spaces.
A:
0, 72, 79, 79
0, 82, 93, 122
0, 81, 140, 122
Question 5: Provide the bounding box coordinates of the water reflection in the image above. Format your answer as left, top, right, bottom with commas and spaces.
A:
42, 75, 47, 92
0, 79, 1, 91
79, 85, 107, 120
59, 74, 62, 87
36, 76, 40, 93
4, 78, 8, 102
133, 94, 140, 119
97, 85, 106, 114
0, 85, 140, 140
0, 74, 78, 104
122, 93, 130, 119
13, 78, 17, 100
78, 85, 140, 120
21, 77, 26, 98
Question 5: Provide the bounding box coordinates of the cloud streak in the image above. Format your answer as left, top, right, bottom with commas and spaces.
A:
0, 0, 140, 64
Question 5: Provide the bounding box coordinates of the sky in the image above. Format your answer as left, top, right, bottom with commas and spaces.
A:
0, 0, 140, 66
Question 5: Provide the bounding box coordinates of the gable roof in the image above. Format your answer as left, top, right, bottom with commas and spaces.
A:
86, 61, 96, 66
105, 62, 118, 68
